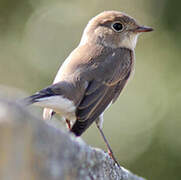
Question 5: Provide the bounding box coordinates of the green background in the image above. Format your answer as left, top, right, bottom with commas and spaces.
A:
0, 0, 181, 179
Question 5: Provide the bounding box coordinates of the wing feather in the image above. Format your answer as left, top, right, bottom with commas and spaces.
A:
71, 48, 133, 136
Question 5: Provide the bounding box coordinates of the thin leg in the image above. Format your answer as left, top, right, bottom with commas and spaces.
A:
96, 123, 120, 166
66, 119, 71, 129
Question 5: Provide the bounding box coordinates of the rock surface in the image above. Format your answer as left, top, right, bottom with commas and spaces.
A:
0, 98, 145, 180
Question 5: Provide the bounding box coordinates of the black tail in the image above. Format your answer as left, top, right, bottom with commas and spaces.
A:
19, 86, 57, 106
18, 94, 43, 106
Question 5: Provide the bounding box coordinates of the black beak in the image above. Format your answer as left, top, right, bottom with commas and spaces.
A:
133, 25, 154, 33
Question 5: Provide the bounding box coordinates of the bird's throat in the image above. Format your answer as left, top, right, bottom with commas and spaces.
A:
119, 34, 138, 50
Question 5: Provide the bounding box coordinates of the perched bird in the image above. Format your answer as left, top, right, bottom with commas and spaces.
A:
23, 11, 153, 164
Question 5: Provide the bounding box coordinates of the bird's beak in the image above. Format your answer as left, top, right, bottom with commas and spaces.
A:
132, 25, 154, 33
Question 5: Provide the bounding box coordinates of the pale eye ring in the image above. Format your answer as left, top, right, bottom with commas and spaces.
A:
111, 21, 124, 32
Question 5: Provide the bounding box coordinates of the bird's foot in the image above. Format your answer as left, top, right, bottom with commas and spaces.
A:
107, 149, 120, 167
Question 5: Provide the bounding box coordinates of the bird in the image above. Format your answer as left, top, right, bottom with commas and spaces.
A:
22, 10, 153, 165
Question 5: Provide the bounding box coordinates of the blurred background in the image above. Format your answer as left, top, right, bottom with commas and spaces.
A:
0, 0, 180, 179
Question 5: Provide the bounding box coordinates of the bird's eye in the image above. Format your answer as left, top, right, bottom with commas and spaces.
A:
111, 22, 124, 32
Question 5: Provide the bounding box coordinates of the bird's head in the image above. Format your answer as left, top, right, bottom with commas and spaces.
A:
80, 11, 153, 50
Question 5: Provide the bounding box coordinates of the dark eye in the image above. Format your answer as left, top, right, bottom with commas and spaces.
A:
111, 22, 123, 32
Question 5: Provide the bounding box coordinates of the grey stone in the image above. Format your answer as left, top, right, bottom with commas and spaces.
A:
0, 98, 145, 180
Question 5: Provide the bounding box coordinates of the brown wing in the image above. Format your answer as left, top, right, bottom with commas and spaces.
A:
71, 48, 133, 136
42, 44, 105, 120
43, 45, 133, 120
112, 70, 131, 103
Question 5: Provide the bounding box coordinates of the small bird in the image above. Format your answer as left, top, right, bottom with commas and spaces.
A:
23, 11, 153, 165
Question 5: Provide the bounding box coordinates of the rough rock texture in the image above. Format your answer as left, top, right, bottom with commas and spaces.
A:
0, 98, 145, 180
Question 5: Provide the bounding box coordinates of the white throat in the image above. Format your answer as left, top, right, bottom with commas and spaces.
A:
120, 33, 139, 50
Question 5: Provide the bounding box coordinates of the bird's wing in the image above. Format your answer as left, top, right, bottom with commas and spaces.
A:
42, 44, 102, 120
112, 70, 131, 103
71, 47, 133, 136
43, 45, 133, 120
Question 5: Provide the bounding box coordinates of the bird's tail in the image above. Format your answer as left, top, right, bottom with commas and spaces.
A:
18, 93, 55, 121
18, 94, 44, 106
18, 94, 55, 120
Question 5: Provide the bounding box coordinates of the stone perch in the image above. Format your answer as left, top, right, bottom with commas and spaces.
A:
0, 98, 145, 180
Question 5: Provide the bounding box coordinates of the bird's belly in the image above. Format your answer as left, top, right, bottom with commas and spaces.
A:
34, 95, 76, 121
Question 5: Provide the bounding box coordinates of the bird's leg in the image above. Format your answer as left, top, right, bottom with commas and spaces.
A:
66, 119, 71, 129
96, 123, 120, 166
